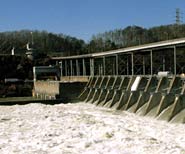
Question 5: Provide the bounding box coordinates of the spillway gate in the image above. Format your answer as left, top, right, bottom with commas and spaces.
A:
79, 75, 185, 123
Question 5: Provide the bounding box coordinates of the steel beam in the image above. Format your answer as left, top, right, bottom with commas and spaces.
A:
131, 53, 134, 75
65, 60, 67, 76
59, 61, 63, 77
127, 56, 129, 75
143, 56, 146, 75
150, 50, 153, 75
174, 46, 177, 75
76, 59, 79, 76
103, 57, 105, 75
82, 58, 86, 76
162, 55, 165, 71
116, 54, 119, 75
70, 59, 73, 76
90, 58, 94, 76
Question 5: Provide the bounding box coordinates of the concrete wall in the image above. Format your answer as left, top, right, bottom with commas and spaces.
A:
79, 75, 185, 124
33, 80, 87, 102
33, 75, 185, 123
60, 76, 89, 82
34, 81, 60, 99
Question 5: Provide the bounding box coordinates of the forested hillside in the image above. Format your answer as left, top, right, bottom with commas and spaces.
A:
0, 24, 185, 56
0, 30, 86, 56
88, 24, 185, 53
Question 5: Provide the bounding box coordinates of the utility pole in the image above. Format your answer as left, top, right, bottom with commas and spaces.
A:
175, 8, 182, 25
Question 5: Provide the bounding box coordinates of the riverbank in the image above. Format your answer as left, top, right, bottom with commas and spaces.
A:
0, 102, 184, 154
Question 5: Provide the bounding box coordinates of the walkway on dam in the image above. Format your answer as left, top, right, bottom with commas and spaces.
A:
52, 38, 185, 77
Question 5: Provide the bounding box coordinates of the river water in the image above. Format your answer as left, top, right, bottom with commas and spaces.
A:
0, 102, 185, 154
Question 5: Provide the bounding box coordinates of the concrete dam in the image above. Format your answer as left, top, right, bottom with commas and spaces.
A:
33, 38, 185, 123
79, 75, 185, 123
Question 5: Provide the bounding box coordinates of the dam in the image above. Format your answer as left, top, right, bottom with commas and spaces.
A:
33, 38, 185, 123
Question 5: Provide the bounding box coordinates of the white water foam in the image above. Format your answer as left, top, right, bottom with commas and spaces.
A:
0, 102, 184, 154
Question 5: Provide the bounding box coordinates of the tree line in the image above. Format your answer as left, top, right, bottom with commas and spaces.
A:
0, 24, 185, 56
0, 30, 86, 56
88, 24, 185, 53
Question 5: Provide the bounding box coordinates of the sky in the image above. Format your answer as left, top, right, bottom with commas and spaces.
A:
0, 0, 185, 42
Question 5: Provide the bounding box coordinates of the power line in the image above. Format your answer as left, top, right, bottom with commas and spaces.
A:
175, 8, 183, 25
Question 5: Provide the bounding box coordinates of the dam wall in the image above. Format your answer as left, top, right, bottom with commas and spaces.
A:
79, 75, 185, 123
33, 74, 185, 123
33, 65, 89, 102
33, 77, 88, 102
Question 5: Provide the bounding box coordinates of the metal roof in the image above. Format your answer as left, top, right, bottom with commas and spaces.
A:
52, 37, 185, 60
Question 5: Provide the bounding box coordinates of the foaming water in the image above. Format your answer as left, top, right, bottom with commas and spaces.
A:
0, 102, 184, 154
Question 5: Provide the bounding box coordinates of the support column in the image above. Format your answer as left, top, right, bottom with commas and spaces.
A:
150, 50, 153, 75
82, 58, 86, 76
90, 58, 94, 76
70, 59, 73, 76
143, 56, 146, 75
174, 46, 177, 75
162, 55, 165, 71
76, 59, 79, 76
131, 53, 134, 75
65, 60, 67, 76
103, 56, 105, 75
127, 55, 129, 75
59, 61, 63, 77
115, 54, 119, 75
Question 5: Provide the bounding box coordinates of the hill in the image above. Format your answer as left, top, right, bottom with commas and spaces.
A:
0, 30, 86, 56
1, 24, 185, 56
88, 24, 185, 53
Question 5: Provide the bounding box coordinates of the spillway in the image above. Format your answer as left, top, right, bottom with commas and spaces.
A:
79, 75, 185, 123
